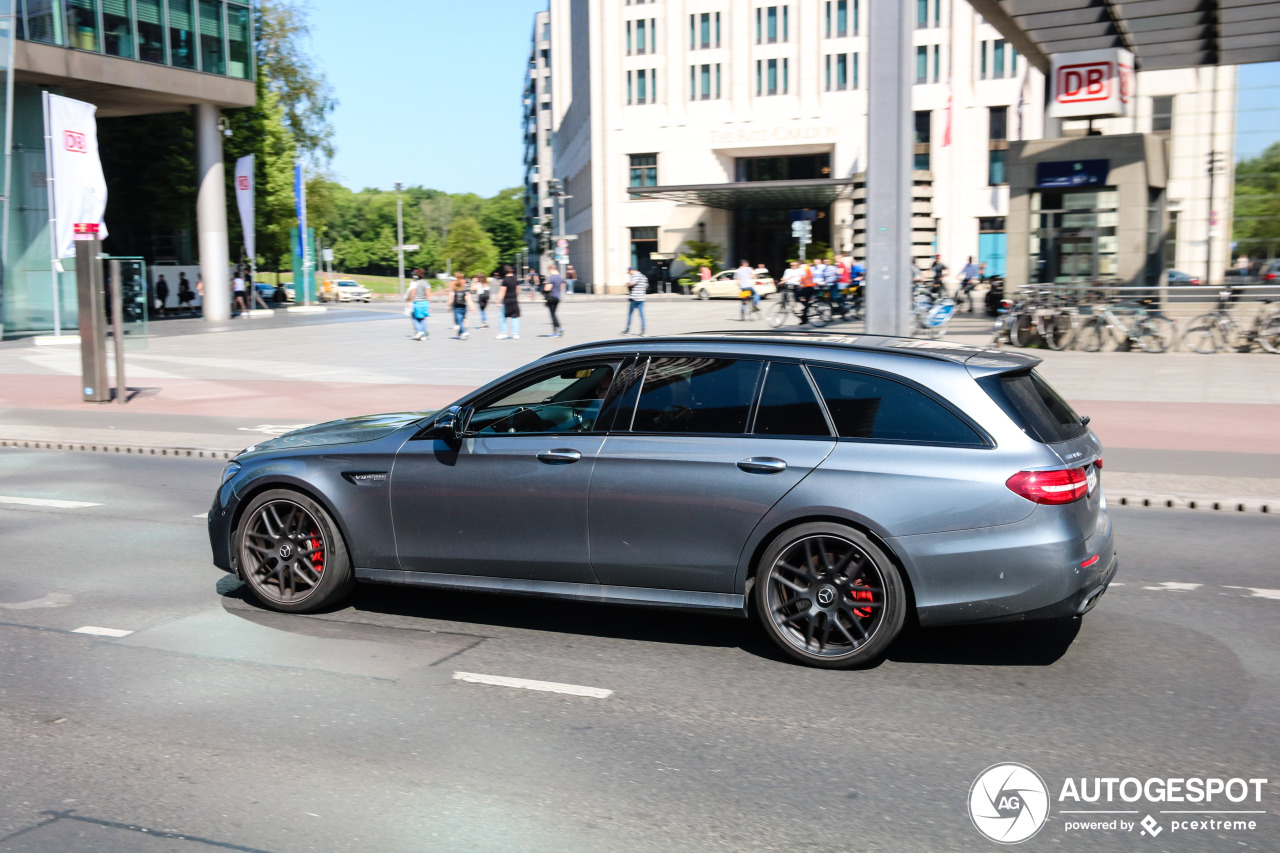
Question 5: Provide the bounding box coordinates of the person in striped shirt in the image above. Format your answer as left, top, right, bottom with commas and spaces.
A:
621, 266, 648, 336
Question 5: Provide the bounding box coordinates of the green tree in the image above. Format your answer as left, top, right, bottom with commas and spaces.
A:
224, 79, 300, 271
443, 216, 498, 277
479, 187, 526, 261
677, 240, 725, 275
1235, 142, 1280, 261
255, 0, 337, 161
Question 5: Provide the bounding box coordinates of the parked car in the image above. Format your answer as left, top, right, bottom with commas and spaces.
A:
1262, 260, 1280, 282
693, 270, 778, 300
322, 278, 372, 303
209, 332, 1115, 669
254, 282, 294, 303
1165, 270, 1202, 286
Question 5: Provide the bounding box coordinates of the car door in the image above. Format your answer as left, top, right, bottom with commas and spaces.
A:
389, 359, 626, 583
588, 356, 836, 593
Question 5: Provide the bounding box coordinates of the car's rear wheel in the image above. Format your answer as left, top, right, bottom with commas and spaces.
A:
755, 523, 907, 668
697, 287, 710, 300
235, 489, 354, 613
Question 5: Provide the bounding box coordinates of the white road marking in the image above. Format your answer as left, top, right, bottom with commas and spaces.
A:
193, 512, 208, 519
1224, 586, 1280, 600
72, 626, 133, 638
1141, 582, 1203, 592
0, 495, 101, 509
453, 671, 613, 699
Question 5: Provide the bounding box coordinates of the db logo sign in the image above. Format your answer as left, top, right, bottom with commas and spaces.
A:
237, 176, 251, 191
1057, 63, 1113, 104
63, 130, 88, 153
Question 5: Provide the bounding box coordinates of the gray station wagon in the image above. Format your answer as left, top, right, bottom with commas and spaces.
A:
208, 332, 1116, 668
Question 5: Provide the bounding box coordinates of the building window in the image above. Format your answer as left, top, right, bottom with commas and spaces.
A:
1011, 47, 1018, 74
66, 0, 100, 51
827, 53, 852, 91
825, 0, 849, 37
541, 48, 550, 68
980, 41, 987, 80
1164, 210, 1179, 269
1152, 96, 1173, 133
988, 150, 1007, 186
988, 106, 1008, 185
853, 52, 859, 88
227, 3, 252, 78
167, 0, 197, 69
629, 154, 658, 188
914, 111, 931, 171
932, 45, 940, 83
934, 0, 941, 28
690, 63, 721, 100
757, 58, 786, 96
916, 0, 928, 28
104, 0, 135, 58
198, 0, 224, 74
627, 19, 656, 55
690, 12, 721, 48
993, 39, 1005, 79
627, 69, 656, 105
542, 20, 550, 42
915, 46, 927, 84
757, 5, 788, 44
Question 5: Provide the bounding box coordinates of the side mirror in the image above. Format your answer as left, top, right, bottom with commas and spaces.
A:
434, 405, 465, 441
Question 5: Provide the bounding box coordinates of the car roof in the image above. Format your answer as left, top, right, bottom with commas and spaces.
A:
549, 330, 1040, 370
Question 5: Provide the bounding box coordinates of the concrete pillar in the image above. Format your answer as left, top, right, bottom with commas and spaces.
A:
865, 0, 913, 337
195, 103, 231, 321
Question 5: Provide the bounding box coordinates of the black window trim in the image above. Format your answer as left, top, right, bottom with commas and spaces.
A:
446, 354, 636, 438
803, 359, 996, 449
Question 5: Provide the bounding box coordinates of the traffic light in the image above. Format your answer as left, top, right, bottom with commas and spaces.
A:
547, 178, 563, 197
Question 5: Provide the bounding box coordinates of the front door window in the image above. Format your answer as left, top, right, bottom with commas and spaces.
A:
468, 364, 618, 434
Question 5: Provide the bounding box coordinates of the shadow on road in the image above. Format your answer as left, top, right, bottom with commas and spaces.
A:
888, 618, 1081, 667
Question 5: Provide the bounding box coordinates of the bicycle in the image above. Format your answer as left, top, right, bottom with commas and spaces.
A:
1075, 299, 1176, 353
738, 288, 763, 321
767, 286, 831, 328
1181, 288, 1280, 354
1010, 289, 1076, 351
911, 284, 956, 339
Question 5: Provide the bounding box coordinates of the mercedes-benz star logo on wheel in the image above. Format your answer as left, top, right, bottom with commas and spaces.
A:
968, 763, 1050, 844
816, 586, 836, 606
279, 543, 293, 559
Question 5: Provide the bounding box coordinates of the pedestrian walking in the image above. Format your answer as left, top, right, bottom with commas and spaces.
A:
566, 264, 579, 296
734, 259, 760, 321
930, 254, 947, 298
247, 272, 270, 310
232, 272, 248, 314
195, 275, 204, 317
177, 273, 194, 316
450, 272, 471, 339
472, 274, 490, 328
155, 274, 169, 317
621, 265, 648, 335
404, 271, 431, 340
544, 263, 565, 337
496, 265, 521, 339
797, 260, 818, 326
958, 256, 980, 312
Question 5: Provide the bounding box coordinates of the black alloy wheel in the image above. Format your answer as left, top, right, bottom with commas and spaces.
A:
755, 523, 906, 668
235, 489, 354, 613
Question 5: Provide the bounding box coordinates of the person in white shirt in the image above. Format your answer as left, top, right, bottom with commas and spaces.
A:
621, 266, 648, 335
232, 274, 247, 314
734, 259, 760, 320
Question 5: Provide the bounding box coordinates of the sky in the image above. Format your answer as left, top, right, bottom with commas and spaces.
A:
308, 3, 1280, 194
310, 0, 547, 196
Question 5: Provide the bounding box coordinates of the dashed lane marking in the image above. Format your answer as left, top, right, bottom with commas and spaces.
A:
1141, 582, 1203, 592
453, 671, 613, 699
0, 495, 101, 509
72, 626, 133, 638
1223, 586, 1280, 600
193, 512, 208, 519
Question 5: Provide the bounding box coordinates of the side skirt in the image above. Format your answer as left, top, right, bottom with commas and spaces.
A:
354, 568, 747, 616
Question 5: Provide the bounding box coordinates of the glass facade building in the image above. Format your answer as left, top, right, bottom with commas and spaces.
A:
14, 0, 252, 78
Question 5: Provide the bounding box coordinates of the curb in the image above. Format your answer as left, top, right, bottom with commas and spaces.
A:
0, 438, 238, 460
1110, 492, 1275, 515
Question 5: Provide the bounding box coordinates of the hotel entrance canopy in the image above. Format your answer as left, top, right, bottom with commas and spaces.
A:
627, 178, 856, 210
966, 0, 1280, 72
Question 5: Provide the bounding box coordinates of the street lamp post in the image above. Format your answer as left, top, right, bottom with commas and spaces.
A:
395, 181, 405, 298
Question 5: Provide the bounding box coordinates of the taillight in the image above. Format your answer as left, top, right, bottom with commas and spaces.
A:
1006, 468, 1089, 505
1266, 273, 1277, 281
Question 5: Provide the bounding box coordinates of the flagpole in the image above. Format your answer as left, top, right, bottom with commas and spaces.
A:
42, 91, 61, 337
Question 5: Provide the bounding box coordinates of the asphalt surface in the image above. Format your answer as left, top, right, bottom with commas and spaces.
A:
0, 448, 1276, 852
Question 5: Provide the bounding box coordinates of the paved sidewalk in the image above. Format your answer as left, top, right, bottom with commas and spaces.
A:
2, 299, 1278, 507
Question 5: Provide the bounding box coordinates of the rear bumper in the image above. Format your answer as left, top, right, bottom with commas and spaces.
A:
894, 506, 1118, 627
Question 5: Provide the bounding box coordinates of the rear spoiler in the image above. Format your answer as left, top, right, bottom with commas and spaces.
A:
963, 350, 1042, 379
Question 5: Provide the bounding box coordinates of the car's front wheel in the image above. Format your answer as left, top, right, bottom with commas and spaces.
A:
754, 523, 906, 668
234, 489, 354, 613
697, 287, 710, 300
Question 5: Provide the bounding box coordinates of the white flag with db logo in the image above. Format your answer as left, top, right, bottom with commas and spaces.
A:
234, 154, 255, 262
45, 92, 108, 258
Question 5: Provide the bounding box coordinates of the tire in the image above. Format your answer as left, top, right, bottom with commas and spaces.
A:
1258, 315, 1280, 354
1076, 317, 1106, 352
767, 301, 789, 328
1010, 312, 1038, 348
1137, 315, 1176, 353
754, 523, 907, 669
1182, 315, 1225, 354
1044, 311, 1076, 351
234, 489, 354, 613
809, 303, 833, 328
697, 287, 710, 301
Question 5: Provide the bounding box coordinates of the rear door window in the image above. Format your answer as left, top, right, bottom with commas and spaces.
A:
979, 369, 1087, 443
631, 357, 762, 434
809, 365, 985, 446
752, 362, 831, 437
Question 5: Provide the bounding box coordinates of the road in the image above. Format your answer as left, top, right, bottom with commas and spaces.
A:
0, 448, 1276, 852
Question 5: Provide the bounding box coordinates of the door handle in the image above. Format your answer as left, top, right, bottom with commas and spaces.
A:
537, 449, 582, 465
737, 457, 787, 474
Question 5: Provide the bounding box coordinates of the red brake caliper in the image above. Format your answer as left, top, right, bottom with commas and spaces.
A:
308, 529, 324, 573
850, 584, 874, 618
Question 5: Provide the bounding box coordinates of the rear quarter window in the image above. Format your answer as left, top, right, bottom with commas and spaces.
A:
978, 369, 1087, 443
808, 365, 985, 446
